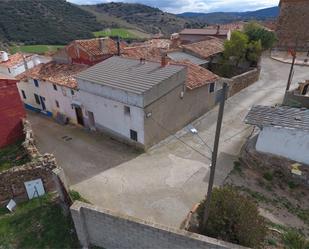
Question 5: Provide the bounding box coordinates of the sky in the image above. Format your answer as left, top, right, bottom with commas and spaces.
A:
67, 0, 280, 14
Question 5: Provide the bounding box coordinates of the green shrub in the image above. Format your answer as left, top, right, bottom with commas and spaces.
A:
197, 187, 267, 248
283, 230, 309, 249
263, 171, 274, 181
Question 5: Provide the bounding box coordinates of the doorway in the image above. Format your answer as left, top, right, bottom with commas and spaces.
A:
75, 107, 84, 126
302, 84, 309, 95
88, 111, 95, 128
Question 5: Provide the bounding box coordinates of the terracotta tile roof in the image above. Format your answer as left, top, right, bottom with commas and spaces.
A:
74, 38, 123, 56
0, 53, 33, 68
180, 28, 229, 36
207, 22, 245, 31
131, 39, 172, 49
17, 62, 88, 89
182, 37, 224, 59
122, 46, 218, 90
178, 60, 219, 90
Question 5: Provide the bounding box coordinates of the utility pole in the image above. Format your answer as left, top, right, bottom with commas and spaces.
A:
286, 49, 296, 92
202, 82, 228, 231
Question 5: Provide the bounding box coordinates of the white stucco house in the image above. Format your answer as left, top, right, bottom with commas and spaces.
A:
75, 56, 187, 149
16, 62, 88, 124
245, 105, 309, 165
0, 51, 51, 77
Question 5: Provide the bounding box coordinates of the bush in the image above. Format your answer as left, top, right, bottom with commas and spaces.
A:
197, 187, 267, 248
283, 230, 309, 249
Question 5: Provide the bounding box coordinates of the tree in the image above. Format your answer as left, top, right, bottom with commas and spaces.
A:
246, 40, 262, 66
244, 22, 277, 50
223, 31, 249, 67
197, 187, 267, 248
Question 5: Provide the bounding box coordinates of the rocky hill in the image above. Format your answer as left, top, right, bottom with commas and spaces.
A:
81, 2, 203, 36
0, 0, 102, 45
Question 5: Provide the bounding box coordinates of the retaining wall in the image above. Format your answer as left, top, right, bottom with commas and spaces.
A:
71, 201, 248, 249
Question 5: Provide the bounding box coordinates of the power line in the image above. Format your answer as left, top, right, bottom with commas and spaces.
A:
149, 116, 212, 161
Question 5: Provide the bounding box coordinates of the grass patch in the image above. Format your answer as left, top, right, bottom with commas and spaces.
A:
93, 28, 138, 39
10, 45, 64, 54
69, 190, 91, 204
0, 194, 80, 249
0, 140, 30, 172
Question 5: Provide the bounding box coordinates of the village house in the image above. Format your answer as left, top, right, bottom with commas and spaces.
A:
53, 37, 123, 65
75, 55, 220, 149
179, 27, 231, 44
283, 80, 309, 108
16, 62, 88, 124
245, 105, 309, 165
0, 73, 26, 148
0, 51, 50, 77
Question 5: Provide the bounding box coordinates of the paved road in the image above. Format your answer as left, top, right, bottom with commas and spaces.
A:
29, 56, 309, 228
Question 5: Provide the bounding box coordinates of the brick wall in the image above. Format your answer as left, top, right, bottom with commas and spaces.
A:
0, 78, 26, 148
224, 67, 261, 97
276, 0, 309, 50
71, 201, 249, 249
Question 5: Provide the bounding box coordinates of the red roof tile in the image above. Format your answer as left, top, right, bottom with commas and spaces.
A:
182, 37, 224, 59
0, 53, 33, 68
180, 28, 229, 36
17, 62, 88, 89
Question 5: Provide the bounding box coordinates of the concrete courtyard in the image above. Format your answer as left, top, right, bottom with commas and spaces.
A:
28, 56, 309, 228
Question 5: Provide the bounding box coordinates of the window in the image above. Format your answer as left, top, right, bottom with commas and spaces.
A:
53, 84, 58, 91
71, 89, 75, 96
8, 68, 11, 74
130, 129, 138, 141
21, 90, 26, 99
33, 79, 39, 87
34, 94, 40, 105
124, 106, 131, 115
55, 100, 60, 108
209, 82, 215, 93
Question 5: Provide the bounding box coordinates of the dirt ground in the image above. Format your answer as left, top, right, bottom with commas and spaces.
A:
224, 160, 309, 246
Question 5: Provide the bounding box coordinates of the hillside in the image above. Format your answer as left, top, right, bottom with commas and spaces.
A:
0, 0, 102, 45
179, 6, 279, 24
81, 2, 203, 36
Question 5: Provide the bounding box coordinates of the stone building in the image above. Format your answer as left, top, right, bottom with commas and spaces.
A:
276, 0, 309, 51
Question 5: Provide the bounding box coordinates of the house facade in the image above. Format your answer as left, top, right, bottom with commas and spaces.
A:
245, 105, 309, 165
0, 74, 26, 148
17, 62, 87, 124
179, 28, 231, 44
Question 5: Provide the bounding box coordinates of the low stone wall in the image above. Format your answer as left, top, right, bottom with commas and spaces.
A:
283, 91, 309, 109
241, 135, 309, 186
224, 67, 261, 97
71, 201, 248, 249
0, 119, 70, 205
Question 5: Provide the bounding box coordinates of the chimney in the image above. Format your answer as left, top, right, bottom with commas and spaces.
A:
99, 38, 105, 53
117, 37, 121, 56
22, 55, 29, 70
216, 25, 220, 35
161, 53, 167, 67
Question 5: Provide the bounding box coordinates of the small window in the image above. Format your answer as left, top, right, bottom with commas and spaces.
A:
34, 94, 40, 105
53, 84, 58, 91
71, 89, 75, 96
21, 90, 26, 99
130, 129, 138, 141
124, 106, 131, 115
55, 100, 60, 108
209, 82, 215, 93
34, 79, 39, 87
8, 68, 11, 74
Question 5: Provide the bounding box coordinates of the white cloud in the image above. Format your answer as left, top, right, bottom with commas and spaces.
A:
67, 0, 280, 13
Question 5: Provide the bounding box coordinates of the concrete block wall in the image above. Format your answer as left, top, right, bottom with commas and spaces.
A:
71, 201, 249, 249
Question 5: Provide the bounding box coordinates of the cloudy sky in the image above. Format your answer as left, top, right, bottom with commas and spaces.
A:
67, 0, 280, 13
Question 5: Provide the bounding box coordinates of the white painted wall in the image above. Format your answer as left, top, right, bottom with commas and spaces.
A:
17, 78, 79, 124
78, 90, 145, 144
256, 126, 309, 165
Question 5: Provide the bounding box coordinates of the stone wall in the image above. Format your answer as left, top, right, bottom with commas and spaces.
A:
224, 67, 261, 97
71, 201, 248, 249
276, 0, 309, 51
241, 135, 309, 186
0, 119, 69, 205
283, 91, 309, 109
